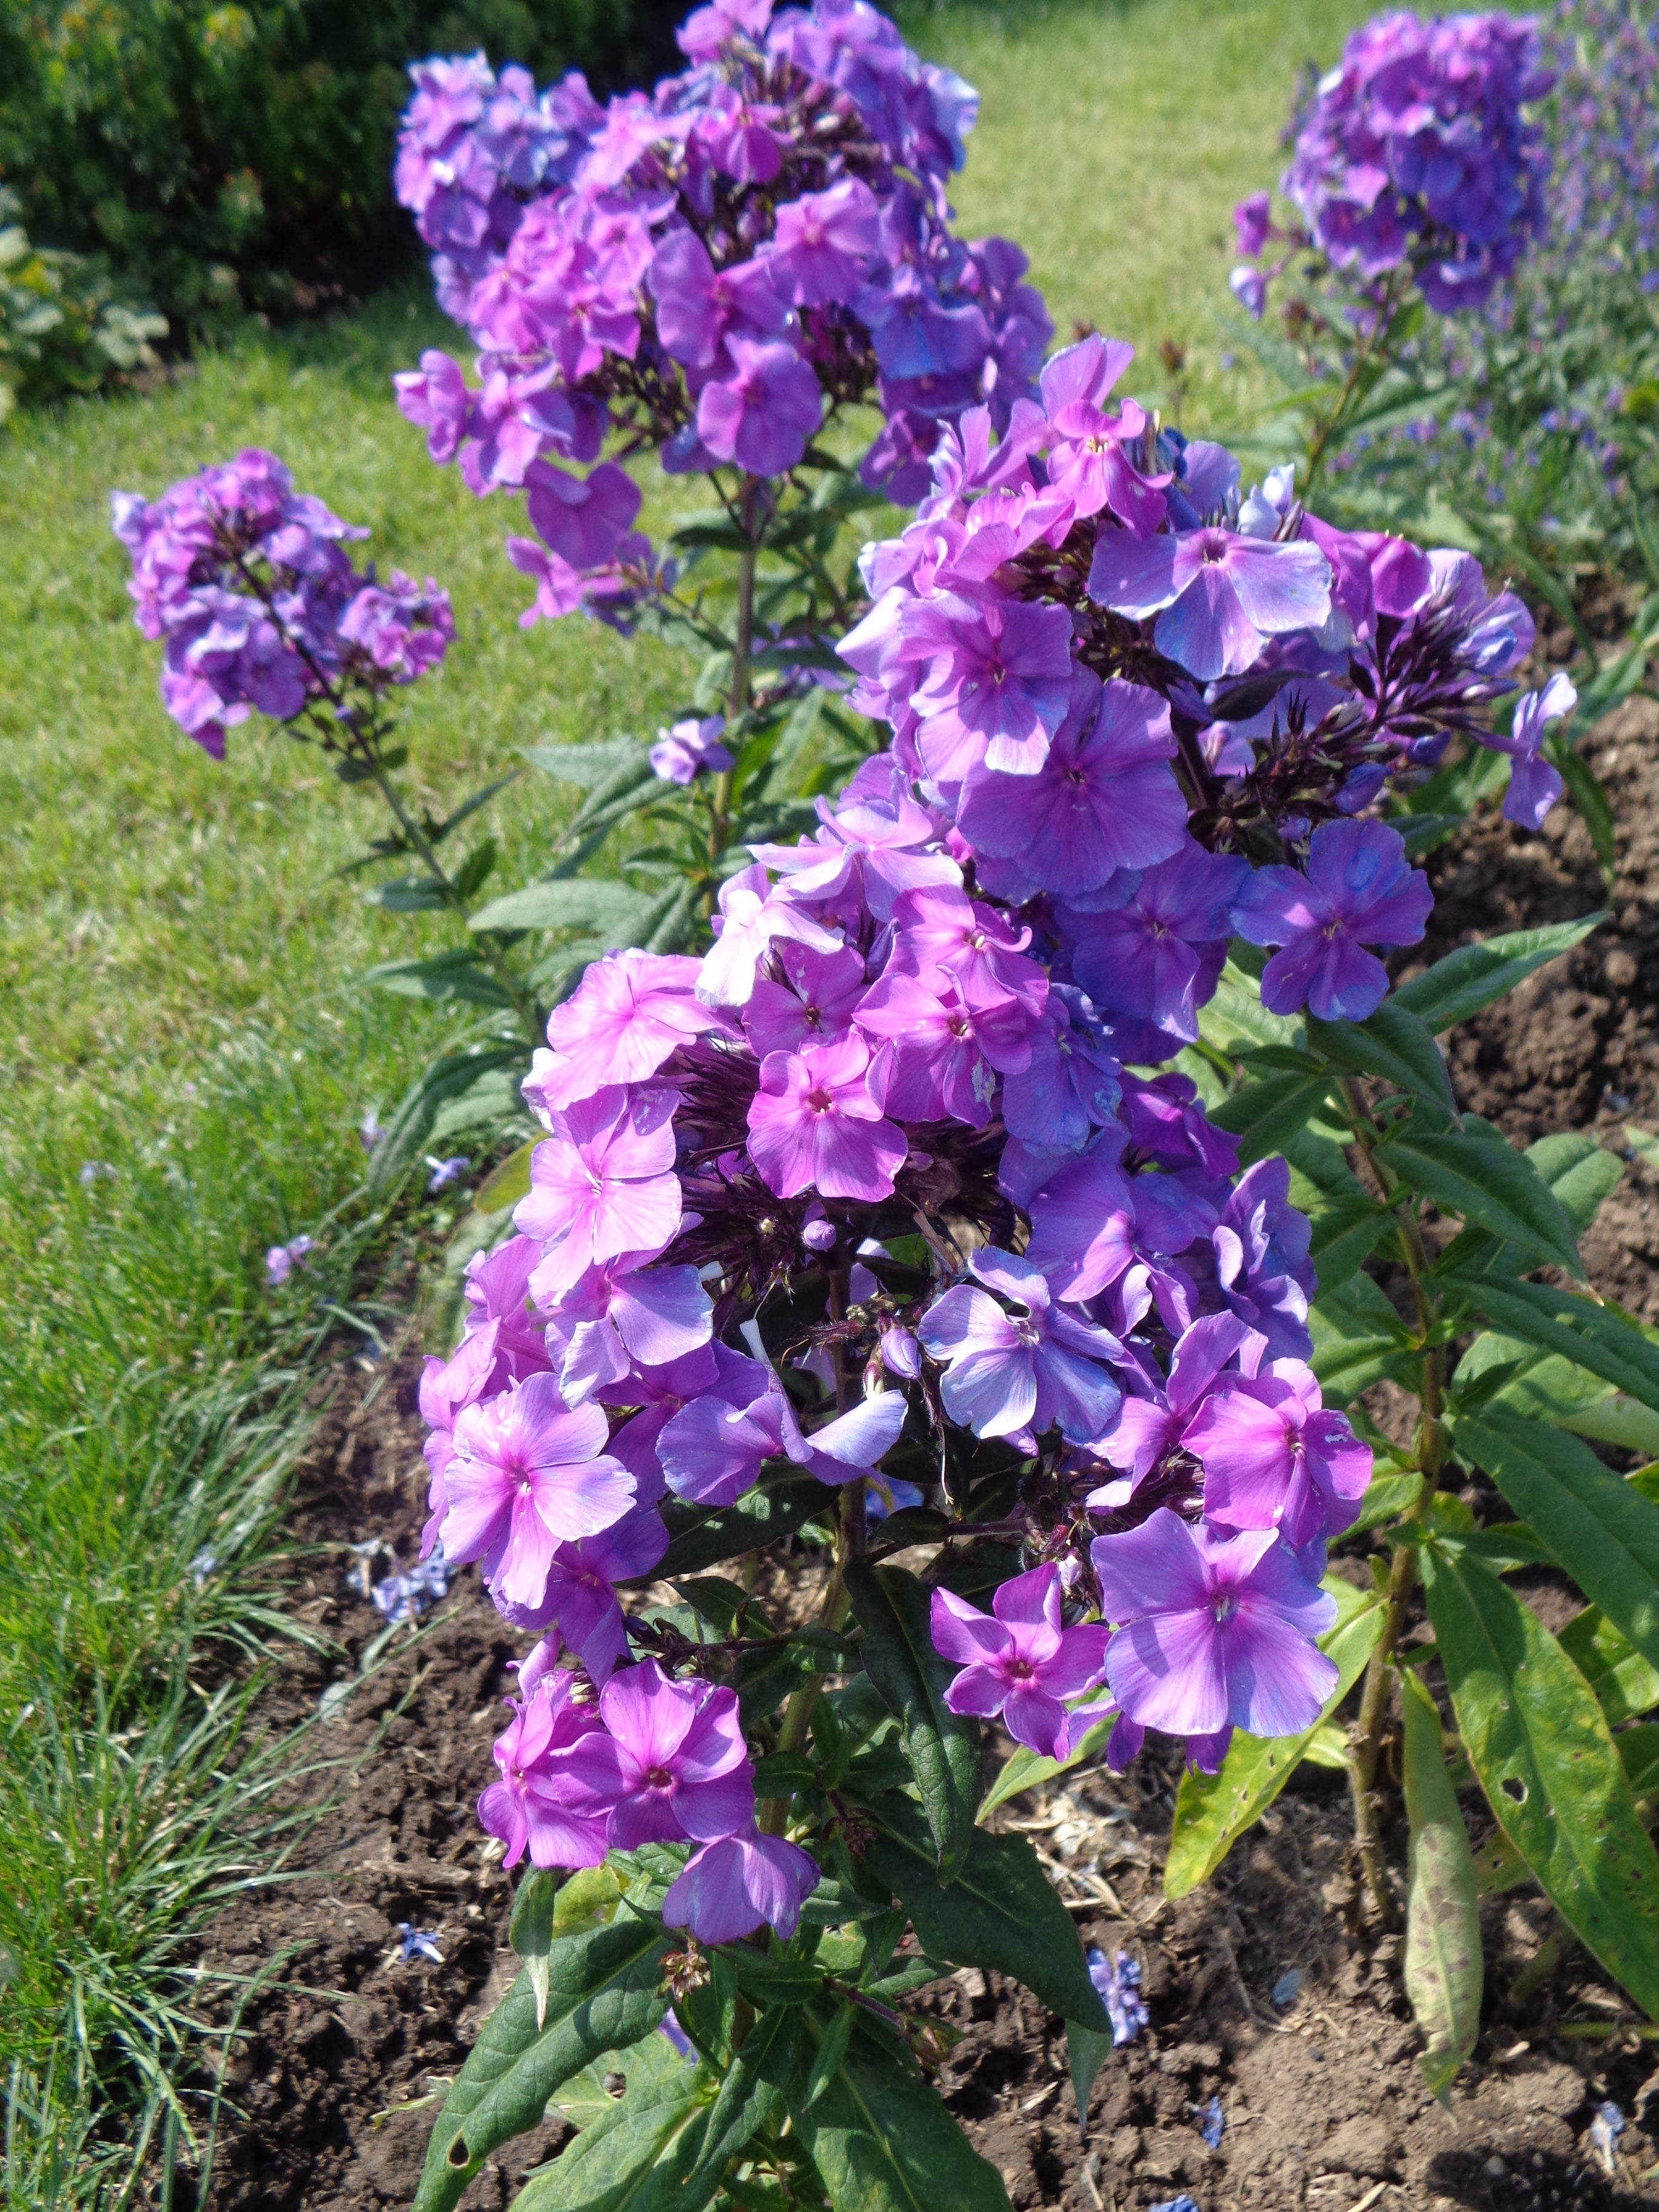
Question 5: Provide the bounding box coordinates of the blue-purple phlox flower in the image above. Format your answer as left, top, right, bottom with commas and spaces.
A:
1231, 819, 1433, 1022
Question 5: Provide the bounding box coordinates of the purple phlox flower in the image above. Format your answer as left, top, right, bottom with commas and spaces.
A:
1212, 1156, 1317, 1359
697, 861, 846, 1008
743, 941, 868, 1057
1087, 1946, 1148, 2046
749, 788, 959, 926
1091, 1507, 1339, 1740
856, 968, 1032, 1127
648, 230, 790, 369
527, 950, 725, 1114
1065, 842, 1250, 1047
768, 178, 882, 304
540, 1250, 714, 1405
1481, 671, 1576, 830
1230, 264, 1268, 318
514, 1086, 683, 1298
1183, 1362, 1371, 1550
477, 1664, 610, 1869
651, 712, 734, 785
918, 1246, 1122, 1446
556, 1657, 755, 1849
1088, 525, 1332, 682
659, 2014, 698, 2060
441, 1376, 635, 1609
662, 1825, 820, 1945
426, 1154, 471, 1192
1022, 1138, 1138, 1305
697, 335, 823, 477
417, 1311, 548, 1554
338, 573, 454, 682
603, 1342, 739, 1501
1198, 2094, 1225, 2149
394, 350, 474, 464
1234, 192, 1272, 257
957, 669, 1187, 893
748, 1031, 907, 1202
929, 1563, 1111, 1758
1089, 1312, 1256, 1502
492, 1507, 668, 1675
659, 1360, 907, 1506
1121, 1072, 1239, 1179
396, 1924, 445, 1964
265, 1233, 316, 1287
1000, 986, 1123, 1152
463, 1232, 551, 1362
1039, 336, 1168, 534
525, 458, 643, 571
880, 883, 1048, 1014
1232, 819, 1433, 1023
506, 535, 588, 626
909, 593, 1076, 780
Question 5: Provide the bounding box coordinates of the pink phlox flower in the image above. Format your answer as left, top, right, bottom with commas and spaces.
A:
930, 1563, 1111, 1759
651, 712, 735, 784
742, 942, 868, 1057
856, 968, 1032, 1127
1231, 819, 1433, 1022
696, 333, 823, 477
393, 349, 473, 463
1091, 1507, 1339, 1741
506, 534, 588, 626
661, 1826, 820, 1944
441, 1375, 636, 1609
917, 1246, 1123, 1445
1039, 333, 1169, 534
1481, 671, 1575, 830
880, 883, 1048, 1014
1182, 1362, 1372, 1549
556, 1657, 756, 1849
1087, 525, 1332, 682
514, 1086, 684, 1299
767, 178, 882, 304
956, 669, 1188, 893
491, 1506, 668, 1677
537, 1250, 714, 1405
697, 860, 845, 1008
1088, 1312, 1257, 1504
747, 1031, 907, 1201
908, 592, 1076, 781
749, 789, 959, 925
659, 1357, 908, 1504
526, 950, 726, 1114
477, 1666, 610, 1869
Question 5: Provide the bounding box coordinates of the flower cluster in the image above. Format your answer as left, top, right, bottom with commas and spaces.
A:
111, 449, 454, 757
1231, 9, 1553, 319
392, 0, 1050, 627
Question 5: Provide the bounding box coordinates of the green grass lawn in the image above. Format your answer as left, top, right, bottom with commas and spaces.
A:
0, 0, 1385, 2191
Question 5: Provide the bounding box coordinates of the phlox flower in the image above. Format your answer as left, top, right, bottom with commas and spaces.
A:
651, 712, 735, 785
659, 1362, 907, 1506
918, 1247, 1122, 1446
538, 1252, 714, 1405
929, 1563, 1111, 1759
1022, 1138, 1138, 1305
1091, 1508, 1338, 1741
1000, 988, 1123, 1151
494, 1507, 668, 1676
1065, 843, 1250, 1047
908, 595, 1076, 781
856, 969, 1032, 1127
767, 178, 881, 304
1087, 526, 1332, 682
697, 861, 846, 1009
1182, 1365, 1371, 1549
477, 1666, 610, 1869
1231, 819, 1433, 1022
514, 1086, 684, 1298
555, 1657, 756, 1848
441, 1376, 635, 1609
526, 950, 725, 1114
747, 1032, 907, 1201
1088, 1312, 1256, 1500
697, 335, 823, 477
1481, 671, 1576, 831
743, 942, 868, 1057
880, 885, 1048, 1014
662, 1826, 820, 1945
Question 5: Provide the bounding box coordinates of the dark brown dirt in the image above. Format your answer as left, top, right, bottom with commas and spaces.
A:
183, 700, 1659, 2212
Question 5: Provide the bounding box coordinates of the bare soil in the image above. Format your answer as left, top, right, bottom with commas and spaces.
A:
186, 698, 1659, 2212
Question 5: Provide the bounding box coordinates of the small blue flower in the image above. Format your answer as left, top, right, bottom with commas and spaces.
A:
1149, 2197, 1200, 2212
1196, 2094, 1224, 2149
1590, 2100, 1626, 2174
659, 2016, 697, 2060
372, 1545, 454, 1624
395, 1923, 444, 1963
78, 1161, 117, 1187
1086, 1948, 1147, 2047
425, 1153, 471, 1193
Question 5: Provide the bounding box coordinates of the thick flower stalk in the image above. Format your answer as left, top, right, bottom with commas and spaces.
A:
1230, 8, 1555, 321
391, 0, 1050, 634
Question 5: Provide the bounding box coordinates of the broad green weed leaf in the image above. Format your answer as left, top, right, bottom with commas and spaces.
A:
471, 879, 659, 938
1401, 1671, 1482, 2103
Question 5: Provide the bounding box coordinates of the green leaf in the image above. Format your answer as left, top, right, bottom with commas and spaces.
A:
525, 739, 653, 790
1451, 1280, 1659, 1419
794, 2026, 1011, 2212
1550, 737, 1616, 877
1392, 915, 1606, 1032
1524, 1132, 1627, 1233
1352, 1470, 1426, 1533
1395, 812, 1467, 860
843, 1561, 980, 1881
358, 950, 515, 1009
454, 836, 500, 903
1207, 1072, 1333, 1164
1309, 999, 1457, 1124
863, 1796, 1108, 2033
1558, 1607, 1659, 1728
512, 1869, 560, 2032
471, 879, 659, 938
1400, 1669, 1483, 2103
672, 2006, 798, 2212
802, 2003, 855, 2111
1068, 2022, 1115, 2128
1381, 1114, 1584, 1279
432, 768, 525, 845
651, 1472, 825, 1580
473, 1138, 539, 1217
1452, 1410, 1659, 1672
1305, 1190, 1390, 1293
1421, 1544, 1659, 2020
1199, 956, 1307, 1055
977, 1713, 1118, 1821
413, 1920, 672, 2212
366, 873, 451, 912
1165, 1578, 1387, 1899
1622, 1724, 1659, 1803
511, 2049, 712, 2212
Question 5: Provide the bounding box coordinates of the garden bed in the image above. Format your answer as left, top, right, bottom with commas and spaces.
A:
191, 712, 1659, 2212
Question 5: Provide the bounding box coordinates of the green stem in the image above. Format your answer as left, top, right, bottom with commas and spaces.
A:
1302, 266, 1406, 495
706, 476, 762, 896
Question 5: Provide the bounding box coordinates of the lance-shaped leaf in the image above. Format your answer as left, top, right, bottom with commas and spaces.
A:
512, 1868, 560, 2033
794, 2025, 1011, 2212
864, 1794, 1108, 2031
1393, 914, 1606, 1031
1452, 1279, 1659, 1419
1207, 1071, 1333, 1165
370, 1044, 528, 1195
1559, 1606, 1659, 1728
413, 1919, 671, 2212
1308, 1000, 1457, 1124
471, 878, 660, 939
1421, 1544, 1659, 2020
671, 2006, 798, 2212
472, 1138, 540, 1218
843, 1560, 980, 1881
360, 950, 515, 1008
1305, 1190, 1391, 1295
1165, 1578, 1387, 1899
1452, 1410, 1659, 1673
1381, 1115, 1585, 1279
1400, 1669, 1483, 2103
978, 1713, 1118, 1821
525, 739, 653, 790
511, 2047, 713, 2212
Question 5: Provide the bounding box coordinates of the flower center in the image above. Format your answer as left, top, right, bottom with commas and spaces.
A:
1007, 1658, 1035, 1681
805, 1086, 835, 1114
1213, 1593, 1239, 1626
646, 1765, 675, 1791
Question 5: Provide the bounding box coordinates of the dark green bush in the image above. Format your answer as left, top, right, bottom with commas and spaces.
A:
0, 0, 683, 329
